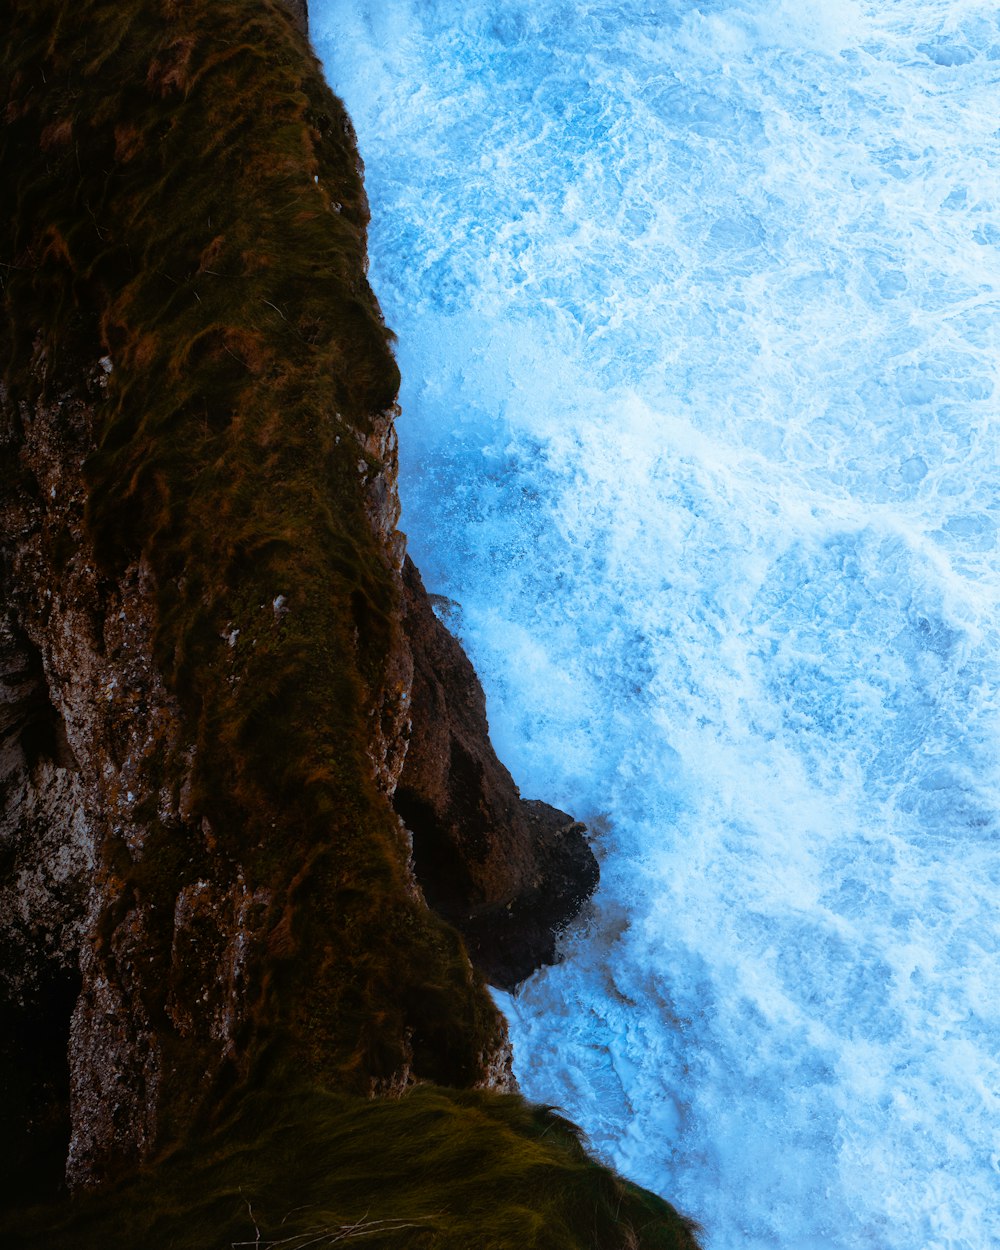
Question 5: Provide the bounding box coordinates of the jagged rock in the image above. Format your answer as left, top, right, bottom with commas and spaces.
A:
0, 5, 705, 1247
397, 557, 598, 989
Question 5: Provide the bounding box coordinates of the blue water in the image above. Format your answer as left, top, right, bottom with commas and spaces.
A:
313, 3, 1000, 1246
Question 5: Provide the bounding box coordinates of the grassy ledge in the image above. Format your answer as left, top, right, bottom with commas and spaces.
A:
4, 1081, 700, 1249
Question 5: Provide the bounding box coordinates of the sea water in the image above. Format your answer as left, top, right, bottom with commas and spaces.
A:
312, 3, 1000, 1246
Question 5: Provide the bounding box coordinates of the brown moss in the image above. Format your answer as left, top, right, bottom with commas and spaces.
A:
39, 118, 73, 150
0, 0, 496, 1114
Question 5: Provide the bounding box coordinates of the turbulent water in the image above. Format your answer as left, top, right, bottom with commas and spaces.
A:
313, 3, 1000, 1246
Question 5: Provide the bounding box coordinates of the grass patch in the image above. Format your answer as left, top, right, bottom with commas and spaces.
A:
3, 1081, 700, 1250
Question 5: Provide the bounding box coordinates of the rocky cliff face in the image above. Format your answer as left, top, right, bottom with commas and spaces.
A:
0, 360, 199, 1193
0, 0, 598, 1203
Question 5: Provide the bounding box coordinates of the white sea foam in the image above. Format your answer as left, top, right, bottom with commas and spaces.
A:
313, 2, 1000, 1246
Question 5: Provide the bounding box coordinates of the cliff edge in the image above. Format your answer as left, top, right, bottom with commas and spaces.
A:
0, 1, 696, 1246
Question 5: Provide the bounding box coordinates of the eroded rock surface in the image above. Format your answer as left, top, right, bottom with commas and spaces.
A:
279, 0, 309, 37
1, 365, 227, 1189
0, 0, 591, 1200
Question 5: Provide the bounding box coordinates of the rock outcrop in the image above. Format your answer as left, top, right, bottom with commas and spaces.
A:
399, 557, 598, 988
0, 0, 597, 1204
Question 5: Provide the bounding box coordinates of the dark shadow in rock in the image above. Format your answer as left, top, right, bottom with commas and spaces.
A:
0, 966, 81, 1206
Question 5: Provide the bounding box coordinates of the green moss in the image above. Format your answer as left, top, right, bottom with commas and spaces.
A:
3, 1081, 700, 1250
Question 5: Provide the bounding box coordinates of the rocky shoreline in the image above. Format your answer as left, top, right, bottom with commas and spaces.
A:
0, 2, 696, 1245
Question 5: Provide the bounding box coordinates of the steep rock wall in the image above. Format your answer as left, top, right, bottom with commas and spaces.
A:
0, 0, 597, 1197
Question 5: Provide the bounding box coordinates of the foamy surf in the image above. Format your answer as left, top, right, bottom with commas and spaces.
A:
313, 3, 1000, 1245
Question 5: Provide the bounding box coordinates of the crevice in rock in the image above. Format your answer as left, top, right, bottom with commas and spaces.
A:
0, 965, 81, 1206
0, 615, 77, 776
393, 785, 478, 918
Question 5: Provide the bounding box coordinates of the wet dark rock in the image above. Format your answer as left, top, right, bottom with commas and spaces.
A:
397, 557, 599, 989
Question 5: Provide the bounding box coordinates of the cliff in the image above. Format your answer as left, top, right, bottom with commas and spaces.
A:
0, 1, 697, 1245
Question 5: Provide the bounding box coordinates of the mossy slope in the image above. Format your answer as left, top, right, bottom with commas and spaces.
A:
4, 1083, 700, 1249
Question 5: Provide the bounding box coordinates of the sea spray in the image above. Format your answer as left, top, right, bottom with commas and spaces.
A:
313, 2, 1000, 1246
